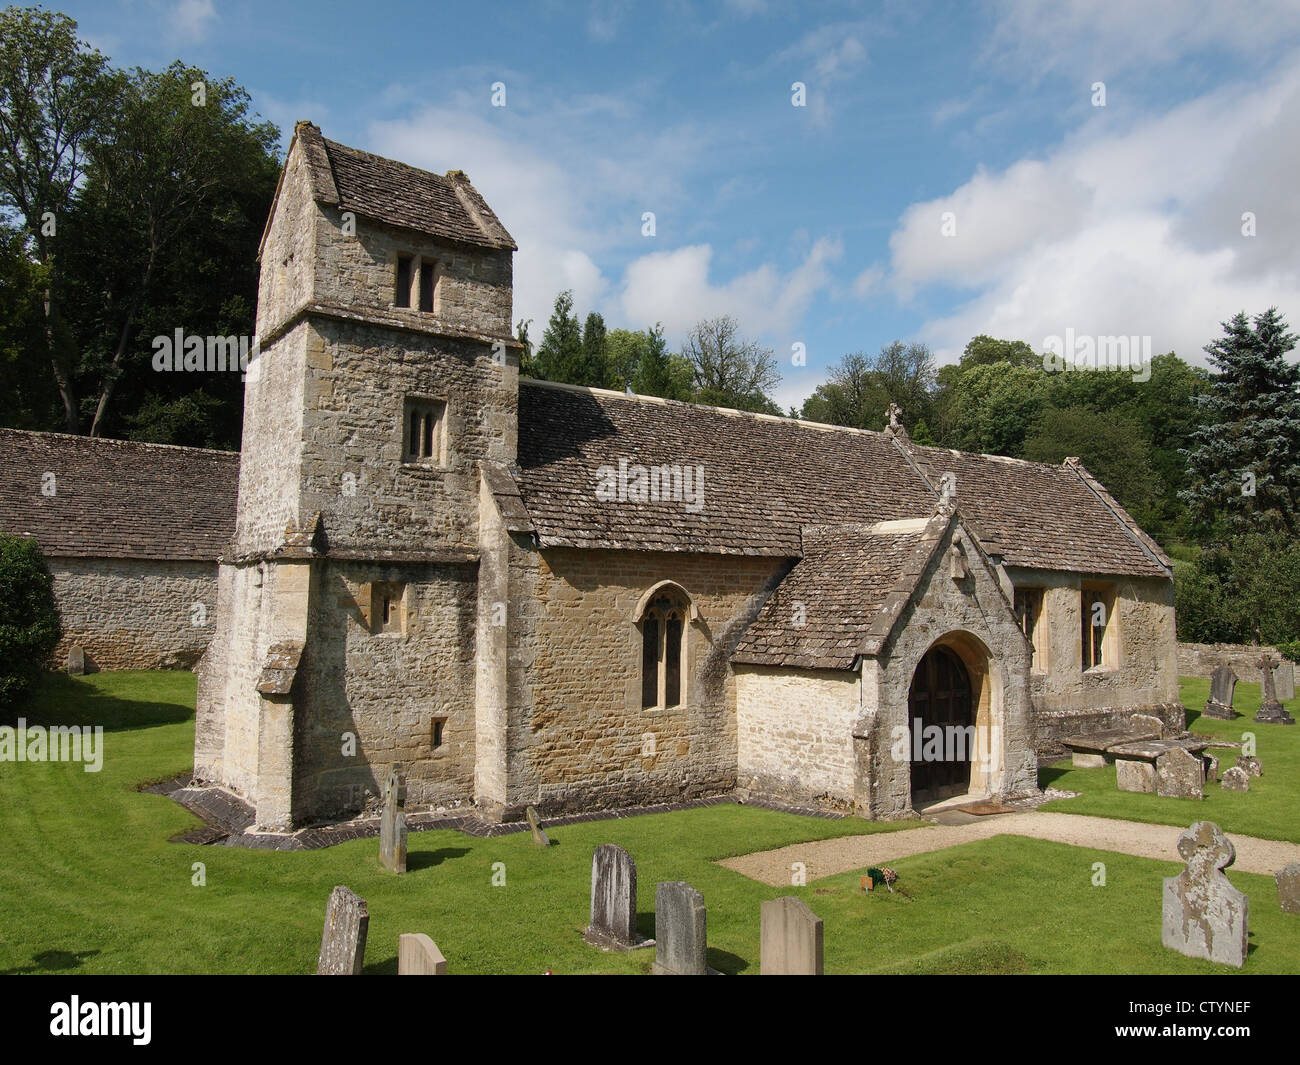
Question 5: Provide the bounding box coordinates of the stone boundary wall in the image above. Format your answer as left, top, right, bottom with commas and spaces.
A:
51, 557, 218, 672
1177, 641, 1295, 699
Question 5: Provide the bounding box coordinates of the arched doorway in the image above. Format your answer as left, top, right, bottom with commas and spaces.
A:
908, 645, 974, 803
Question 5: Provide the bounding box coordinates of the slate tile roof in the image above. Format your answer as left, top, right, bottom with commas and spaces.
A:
293, 122, 516, 250
514, 380, 937, 556
0, 429, 239, 561
731, 521, 941, 669
513, 380, 1170, 579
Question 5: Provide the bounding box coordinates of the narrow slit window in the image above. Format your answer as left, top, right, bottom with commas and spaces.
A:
419, 260, 436, 312
432, 718, 447, 749
395, 254, 413, 308
641, 616, 659, 709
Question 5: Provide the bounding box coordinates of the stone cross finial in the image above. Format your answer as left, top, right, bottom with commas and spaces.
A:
886, 402, 902, 430
938, 471, 957, 511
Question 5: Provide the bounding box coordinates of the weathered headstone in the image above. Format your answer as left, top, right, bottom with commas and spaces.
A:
1161, 821, 1248, 968
1202, 753, 1219, 784
1276, 863, 1300, 915
1202, 662, 1237, 720
524, 805, 551, 847
1235, 754, 1262, 778
584, 844, 646, 949
1130, 713, 1165, 738
380, 765, 407, 873
653, 881, 713, 975
1274, 660, 1296, 701
398, 932, 447, 974
1155, 746, 1204, 799
67, 645, 85, 676
760, 896, 824, 975
1254, 653, 1295, 725
317, 886, 368, 975
1220, 765, 1250, 792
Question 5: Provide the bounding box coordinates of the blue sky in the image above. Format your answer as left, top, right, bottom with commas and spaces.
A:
58, 0, 1300, 409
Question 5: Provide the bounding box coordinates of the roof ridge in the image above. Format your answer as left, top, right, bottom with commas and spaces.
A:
0, 427, 239, 459
519, 377, 890, 440
912, 442, 1071, 474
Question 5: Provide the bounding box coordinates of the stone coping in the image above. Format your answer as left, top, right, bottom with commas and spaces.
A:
1107, 738, 1212, 762
1060, 726, 1162, 754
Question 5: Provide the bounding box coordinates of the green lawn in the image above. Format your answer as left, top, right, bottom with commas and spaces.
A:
2, 670, 1297, 974
1040, 676, 1300, 842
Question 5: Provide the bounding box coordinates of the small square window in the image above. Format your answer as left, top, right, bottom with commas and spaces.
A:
403, 397, 446, 464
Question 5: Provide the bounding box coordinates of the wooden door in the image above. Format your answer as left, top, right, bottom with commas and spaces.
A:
908, 645, 974, 801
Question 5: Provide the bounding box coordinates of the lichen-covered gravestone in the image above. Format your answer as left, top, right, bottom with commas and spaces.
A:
1220, 765, 1250, 792
398, 933, 447, 974
317, 886, 369, 975
1161, 821, 1248, 968
652, 881, 714, 975
1202, 662, 1237, 720
525, 805, 551, 847
1276, 863, 1300, 915
584, 844, 646, 949
1203, 754, 1219, 784
1155, 747, 1204, 799
380, 765, 407, 873
1235, 754, 1262, 778
1130, 713, 1165, 738
760, 896, 824, 975
1253, 654, 1295, 725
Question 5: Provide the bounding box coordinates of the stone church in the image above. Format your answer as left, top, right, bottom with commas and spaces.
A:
186, 122, 1182, 832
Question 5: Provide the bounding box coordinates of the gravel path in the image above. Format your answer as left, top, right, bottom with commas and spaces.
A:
718, 812, 1300, 886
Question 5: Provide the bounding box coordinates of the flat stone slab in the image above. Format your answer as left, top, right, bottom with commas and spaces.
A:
1061, 727, 1163, 755
1109, 738, 1211, 762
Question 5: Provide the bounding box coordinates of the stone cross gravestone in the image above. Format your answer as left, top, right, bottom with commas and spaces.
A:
317, 886, 369, 975
652, 881, 713, 975
398, 933, 447, 974
760, 896, 824, 975
1161, 821, 1248, 968
380, 765, 407, 873
1220, 765, 1250, 792
524, 805, 551, 847
1155, 746, 1204, 800
584, 844, 646, 949
1202, 662, 1237, 720
1276, 863, 1300, 915
1254, 654, 1295, 725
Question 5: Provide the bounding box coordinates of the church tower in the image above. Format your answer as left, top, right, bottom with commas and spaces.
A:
195, 122, 519, 830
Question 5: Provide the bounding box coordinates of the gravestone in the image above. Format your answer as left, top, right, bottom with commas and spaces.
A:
1220, 765, 1250, 792
1275, 660, 1296, 701
1202, 753, 1219, 784
1202, 662, 1237, 720
398, 933, 447, 974
317, 886, 368, 975
1276, 863, 1300, 915
1235, 754, 1262, 778
67, 645, 85, 676
1155, 746, 1204, 799
525, 805, 551, 847
1253, 654, 1295, 725
653, 881, 713, 975
1130, 713, 1165, 738
584, 844, 647, 949
379, 765, 407, 873
1161, 821, 1248, 968
760, 896, 824, 975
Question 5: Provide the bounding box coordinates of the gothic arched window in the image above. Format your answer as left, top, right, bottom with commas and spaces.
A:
638, 586, 691, 710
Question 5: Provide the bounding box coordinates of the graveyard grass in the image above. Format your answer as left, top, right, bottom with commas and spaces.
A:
2, 672, 1299, 975
1041, 677, 1300, 844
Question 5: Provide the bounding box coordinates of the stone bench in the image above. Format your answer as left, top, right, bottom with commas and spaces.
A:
1108, 738, 1212, 797
1060, 726, 1164, 768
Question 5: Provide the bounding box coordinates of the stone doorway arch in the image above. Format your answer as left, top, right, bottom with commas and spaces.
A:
907, 631, 1001, 805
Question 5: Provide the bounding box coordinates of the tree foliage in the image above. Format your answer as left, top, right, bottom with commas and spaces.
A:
0, 532, 61, 707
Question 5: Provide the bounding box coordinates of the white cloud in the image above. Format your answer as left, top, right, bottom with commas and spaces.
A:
167, 0, 216, 44
887, 59, 1300, 365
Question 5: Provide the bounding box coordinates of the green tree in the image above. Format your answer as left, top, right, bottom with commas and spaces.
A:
960, 334, 1041, 368
0, 533, 61, 707
578, 311, 609, 388
0, 224, 54, 428
680, 315, 781, 413
531, 290, 583, 383
0, 6, 116, 432
801, 351, 886, 428
935, 361, 1050, 456
1181, 308, 1300, 538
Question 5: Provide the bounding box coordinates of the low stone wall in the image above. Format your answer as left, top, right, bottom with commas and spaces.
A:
51, 556, 218, 672
1177, 641, 1295, 700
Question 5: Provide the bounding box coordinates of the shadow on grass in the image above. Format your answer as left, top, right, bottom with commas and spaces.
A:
8, 673, 193, 732
708, 947, 751, 974
1038, 764, 1075, 788
0, 948, 102, 974
407, 847, 471, 871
